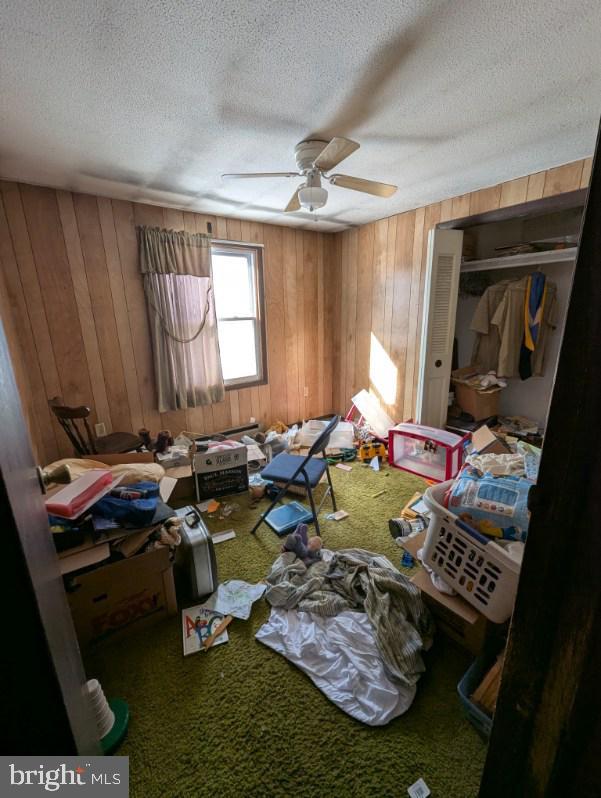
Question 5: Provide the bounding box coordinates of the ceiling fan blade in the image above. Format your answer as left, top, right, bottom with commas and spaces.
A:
221, 172, 300, 179
313, 137, 360, 171
284, 188, 301, 212
328, 174, 397, 197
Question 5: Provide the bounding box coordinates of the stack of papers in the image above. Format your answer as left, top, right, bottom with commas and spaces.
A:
204, 580, 267, 621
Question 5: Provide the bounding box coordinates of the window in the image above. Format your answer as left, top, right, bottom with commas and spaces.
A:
211, 244, 267, 388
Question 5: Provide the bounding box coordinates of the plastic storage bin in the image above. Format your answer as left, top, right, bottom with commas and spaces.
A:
388, 423, 468, 482
457, 656, 494, 739
422, 480, 521, 623
298, 419, 354, 450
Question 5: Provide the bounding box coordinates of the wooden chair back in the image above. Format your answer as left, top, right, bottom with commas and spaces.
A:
48, 397, 96, 456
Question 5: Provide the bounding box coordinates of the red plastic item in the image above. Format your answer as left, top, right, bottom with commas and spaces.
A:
344, 403, 365, 426
388, 423, 469, 483
46, 469, 113, 518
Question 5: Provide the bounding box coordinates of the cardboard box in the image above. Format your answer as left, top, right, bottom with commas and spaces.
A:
48, 451, 168, 553
402, 531, 488, 655
451, 366, 502, 421
163, 464, 195, 500
193, 443, 248, 500
471, 424, 512, 456
66, 546, 177, 647
411, 568, 488, 655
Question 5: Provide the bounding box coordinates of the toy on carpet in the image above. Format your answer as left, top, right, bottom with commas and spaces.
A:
266, 420, 288, 435
358, 441, 387, 463
400, 551, 415, 568
282, 523, 322, 565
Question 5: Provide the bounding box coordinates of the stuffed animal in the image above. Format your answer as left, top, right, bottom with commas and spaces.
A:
282, 523, 322, 565
158, 516, 183, 547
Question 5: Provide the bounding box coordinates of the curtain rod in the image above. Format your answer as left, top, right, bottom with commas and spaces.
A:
135, 221, 264, 248
210, 238, 265, 248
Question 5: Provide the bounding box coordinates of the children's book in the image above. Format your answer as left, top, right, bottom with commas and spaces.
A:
182, 605, 229, 656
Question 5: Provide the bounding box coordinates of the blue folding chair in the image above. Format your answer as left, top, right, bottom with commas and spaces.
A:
251, 415, 340, 536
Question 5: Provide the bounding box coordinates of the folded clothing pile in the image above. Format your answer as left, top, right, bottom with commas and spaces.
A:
455, 370, 507, 391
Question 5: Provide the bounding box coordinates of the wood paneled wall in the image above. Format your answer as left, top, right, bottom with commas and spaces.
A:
0, 182, 338, 464
0, 157, 592, 463
331, 158, 592, 423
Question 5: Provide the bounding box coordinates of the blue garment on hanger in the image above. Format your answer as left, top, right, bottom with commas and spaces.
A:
525, 271, 547, 349
520, 272, 547, 380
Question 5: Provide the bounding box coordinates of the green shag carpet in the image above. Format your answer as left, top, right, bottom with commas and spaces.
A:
86, 463, 487, 797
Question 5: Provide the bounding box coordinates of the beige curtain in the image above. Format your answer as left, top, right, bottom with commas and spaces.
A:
138, 226, 225, 412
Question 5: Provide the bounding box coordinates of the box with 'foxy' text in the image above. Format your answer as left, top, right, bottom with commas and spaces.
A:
67, 546, 177, 647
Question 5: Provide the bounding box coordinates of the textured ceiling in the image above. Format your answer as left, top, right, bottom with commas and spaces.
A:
1, 0, 600, 232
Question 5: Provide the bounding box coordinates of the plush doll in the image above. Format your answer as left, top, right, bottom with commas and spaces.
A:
158, 516, 183, 547
282, 522, 322, 565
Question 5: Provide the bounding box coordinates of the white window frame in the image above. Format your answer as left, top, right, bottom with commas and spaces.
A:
211, 243, 267, 389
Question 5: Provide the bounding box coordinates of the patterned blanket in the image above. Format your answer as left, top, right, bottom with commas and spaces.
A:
264, 549, 434, 687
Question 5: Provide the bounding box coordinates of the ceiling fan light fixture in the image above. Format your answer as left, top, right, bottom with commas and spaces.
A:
222, 137, 397, 214
298, 185, 328, 211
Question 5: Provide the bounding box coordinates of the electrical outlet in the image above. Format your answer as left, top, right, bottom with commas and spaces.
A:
95, 422, 107, 438
250, 416, 256, 424
303, 386, 309, 398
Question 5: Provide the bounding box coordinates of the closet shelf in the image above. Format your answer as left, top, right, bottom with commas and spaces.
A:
461, 246, 578, 273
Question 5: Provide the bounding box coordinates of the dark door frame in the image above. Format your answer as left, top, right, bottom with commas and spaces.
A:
479, 124, 601, 795
0, 316, 100, 754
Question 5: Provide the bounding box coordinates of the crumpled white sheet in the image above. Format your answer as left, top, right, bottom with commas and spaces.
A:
255, 607, 415, 726
466, 452, 525, 477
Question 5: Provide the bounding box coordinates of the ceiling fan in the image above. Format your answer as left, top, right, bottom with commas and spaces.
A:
222, 137, 397, 213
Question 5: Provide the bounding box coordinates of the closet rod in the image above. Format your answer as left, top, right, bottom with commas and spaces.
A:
461, 246, 577, 273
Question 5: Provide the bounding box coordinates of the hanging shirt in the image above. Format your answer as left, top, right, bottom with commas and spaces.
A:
519, 272, 548, 380
491, 275, 558, 378
469, 280, 513, 371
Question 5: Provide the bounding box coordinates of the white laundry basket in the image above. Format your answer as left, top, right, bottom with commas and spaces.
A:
422, 480, 522, 623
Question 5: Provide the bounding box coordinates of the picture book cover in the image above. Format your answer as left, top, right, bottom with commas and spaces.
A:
182, 605, 229, 656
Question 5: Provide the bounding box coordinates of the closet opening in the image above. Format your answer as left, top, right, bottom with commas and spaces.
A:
417, 189, 586, 445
